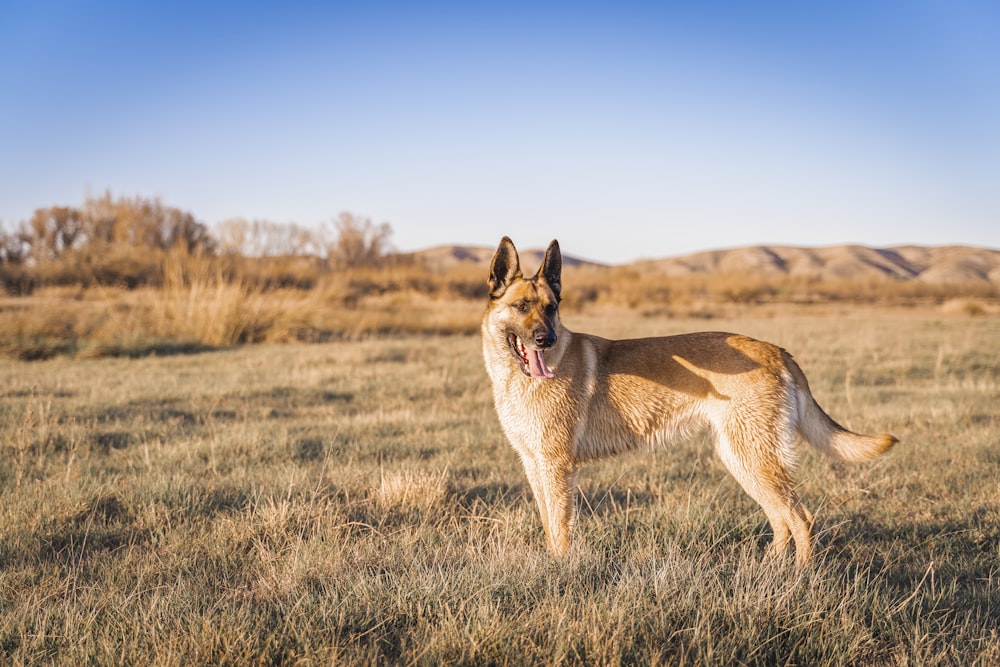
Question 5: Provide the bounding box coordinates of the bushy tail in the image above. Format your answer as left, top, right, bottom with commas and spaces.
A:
786, 354, 898, 462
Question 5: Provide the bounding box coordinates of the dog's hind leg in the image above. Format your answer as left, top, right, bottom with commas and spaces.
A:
713, 424, 815, 567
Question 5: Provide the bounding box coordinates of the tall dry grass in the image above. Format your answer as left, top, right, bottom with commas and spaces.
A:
146, 255, 308, 347
2, 251, 998, 360
0, 262, 318, 359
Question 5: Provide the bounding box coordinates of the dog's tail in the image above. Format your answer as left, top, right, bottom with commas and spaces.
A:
786, 353, 898, 462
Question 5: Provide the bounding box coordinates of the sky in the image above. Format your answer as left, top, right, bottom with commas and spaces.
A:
1, 1, 998, 264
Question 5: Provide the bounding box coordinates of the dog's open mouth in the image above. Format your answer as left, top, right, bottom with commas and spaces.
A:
508, 333, 556, 379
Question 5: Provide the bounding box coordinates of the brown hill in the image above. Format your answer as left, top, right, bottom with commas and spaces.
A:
637, 245, 1000, 286
409, 244, 1000, 286
406, 245, 602, 272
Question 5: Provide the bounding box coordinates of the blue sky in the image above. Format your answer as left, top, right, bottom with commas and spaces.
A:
1, 1, 998, 263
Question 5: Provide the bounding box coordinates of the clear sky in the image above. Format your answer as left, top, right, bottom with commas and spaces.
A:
1, 1, 998, 263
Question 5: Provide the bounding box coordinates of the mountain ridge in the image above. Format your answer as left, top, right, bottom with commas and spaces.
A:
406, 243, 1000, 286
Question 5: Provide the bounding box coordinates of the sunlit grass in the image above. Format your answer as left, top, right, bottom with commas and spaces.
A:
2, 254, 997, 361
0, 312, 998, 664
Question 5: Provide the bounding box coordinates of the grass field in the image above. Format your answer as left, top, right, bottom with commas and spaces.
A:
1, 308, 998, 665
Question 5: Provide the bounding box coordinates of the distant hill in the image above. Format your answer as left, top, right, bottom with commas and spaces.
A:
407, 244, 1000, 286
635, 245, 1000, 286
405, 245, 602, 272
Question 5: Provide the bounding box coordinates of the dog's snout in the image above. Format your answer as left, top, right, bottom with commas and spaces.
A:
534, 331, 556, 349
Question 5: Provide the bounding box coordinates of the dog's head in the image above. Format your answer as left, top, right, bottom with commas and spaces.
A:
485, 236, 562, 379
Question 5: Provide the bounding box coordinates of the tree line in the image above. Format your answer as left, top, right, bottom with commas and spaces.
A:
0, 193, 393, 293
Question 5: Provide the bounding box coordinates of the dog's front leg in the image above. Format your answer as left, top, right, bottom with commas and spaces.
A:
541, 464, 578, 556
520, 453, 578, 556
518, 453, 551, 544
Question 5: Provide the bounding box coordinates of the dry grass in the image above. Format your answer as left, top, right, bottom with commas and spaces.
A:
2, 256, 998, 361
0, 269, 483, 360
375, 468, 451, 514
0, 309, 998, 664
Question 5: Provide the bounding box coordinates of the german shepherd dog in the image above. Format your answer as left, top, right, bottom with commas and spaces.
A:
482, 237, 897, 567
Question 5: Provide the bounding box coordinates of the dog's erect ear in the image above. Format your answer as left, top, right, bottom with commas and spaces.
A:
537, 239, 562, 301
488, 236, 522, 298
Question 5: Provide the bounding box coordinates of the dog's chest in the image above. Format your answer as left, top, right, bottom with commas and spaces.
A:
490, 372, 573, 452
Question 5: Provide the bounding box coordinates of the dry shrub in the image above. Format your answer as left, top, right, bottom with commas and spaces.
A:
941, 298, 991, 316
144, 282, 269, 346
127, 253, 315, 346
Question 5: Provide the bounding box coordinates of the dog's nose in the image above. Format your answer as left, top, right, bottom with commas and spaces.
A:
534, 331, 556, 348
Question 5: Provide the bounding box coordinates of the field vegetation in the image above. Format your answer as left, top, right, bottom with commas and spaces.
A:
1, 311, 998, 664
1, 194, 999, 663
2, 193, 997, 361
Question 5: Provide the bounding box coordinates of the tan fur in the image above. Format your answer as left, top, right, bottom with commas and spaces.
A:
482, 237, 897, 567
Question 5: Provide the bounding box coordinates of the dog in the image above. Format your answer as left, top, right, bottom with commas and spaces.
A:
482, 236, 897, 567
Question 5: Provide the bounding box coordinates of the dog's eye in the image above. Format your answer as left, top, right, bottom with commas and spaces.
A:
513, 300, 530, 313
544, 303, 558, 314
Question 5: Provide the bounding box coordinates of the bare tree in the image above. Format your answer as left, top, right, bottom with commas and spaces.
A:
0, 220, 30, 264
215, 218, 251, 255
215, 218, 325, 257
24, 206, 85, 262
327, 212, 393, 269
79, 192, 213, 254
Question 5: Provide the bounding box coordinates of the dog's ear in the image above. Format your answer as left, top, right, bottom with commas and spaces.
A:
488, 236, 522, 298
538, 239, 562, 301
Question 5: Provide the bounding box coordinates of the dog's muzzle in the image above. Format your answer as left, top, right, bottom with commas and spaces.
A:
508, 333, 556, 379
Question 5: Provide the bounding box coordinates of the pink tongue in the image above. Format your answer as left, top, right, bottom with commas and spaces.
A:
527, 348, 556, 379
